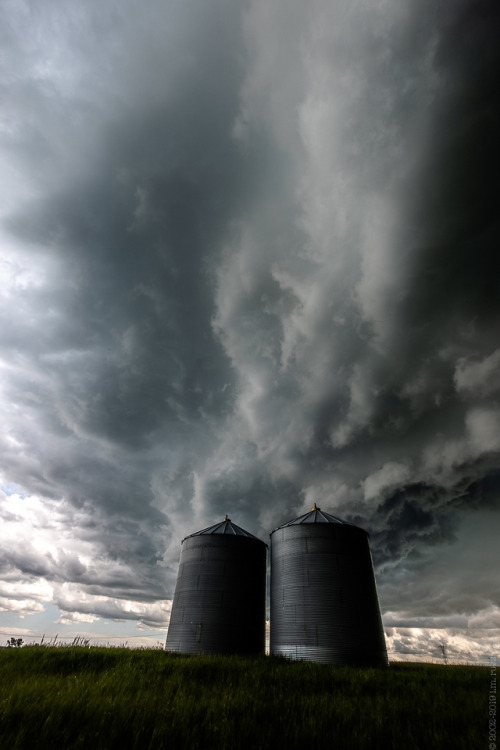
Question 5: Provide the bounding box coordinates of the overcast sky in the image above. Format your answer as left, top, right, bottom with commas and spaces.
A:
1, 0, 499, 660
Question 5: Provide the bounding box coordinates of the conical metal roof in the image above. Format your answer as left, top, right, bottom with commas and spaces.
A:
183, 516, 265, 542
272, 504, 365, 533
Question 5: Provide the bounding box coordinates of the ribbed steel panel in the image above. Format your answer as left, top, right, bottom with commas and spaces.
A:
270, 510, 388, 666
166, 521, 267, 655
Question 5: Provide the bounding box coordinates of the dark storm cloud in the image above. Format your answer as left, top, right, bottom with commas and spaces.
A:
210, 0, 500, 621
361, 0, 500, 610
0, 0, 256, 623
1, 0, 499, 631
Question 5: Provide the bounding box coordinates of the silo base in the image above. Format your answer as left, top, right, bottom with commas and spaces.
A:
271, 643, 388, 666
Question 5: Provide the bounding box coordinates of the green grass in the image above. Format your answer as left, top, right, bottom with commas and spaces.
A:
0, 647, 489, 749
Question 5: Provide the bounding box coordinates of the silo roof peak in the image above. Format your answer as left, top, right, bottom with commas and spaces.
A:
183, 517, 265, 541
272, 506, 365, 532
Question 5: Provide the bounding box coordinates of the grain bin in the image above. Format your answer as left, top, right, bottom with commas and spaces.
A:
270, 505, 388, 666
166, 516, 267, 655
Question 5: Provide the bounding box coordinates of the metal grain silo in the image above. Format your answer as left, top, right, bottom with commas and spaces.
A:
166, 516, 267, 655
270, 505, 388, 666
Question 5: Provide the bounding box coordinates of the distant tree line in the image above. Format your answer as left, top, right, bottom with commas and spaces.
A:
6, 638, 24, 648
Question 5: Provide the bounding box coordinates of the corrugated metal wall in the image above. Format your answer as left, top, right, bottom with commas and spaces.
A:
270, 521, 388, 665
166, 533, 267, 655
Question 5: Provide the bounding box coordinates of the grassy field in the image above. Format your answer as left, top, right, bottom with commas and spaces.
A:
0, 646, 490, 749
